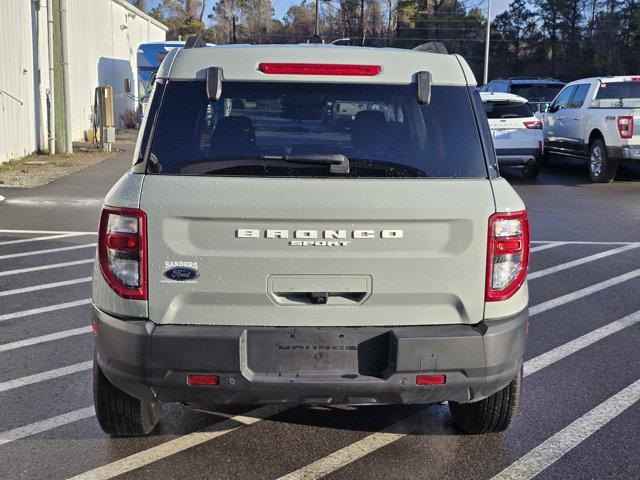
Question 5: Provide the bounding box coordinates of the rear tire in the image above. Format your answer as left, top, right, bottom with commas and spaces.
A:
449, 367, 522, 434
93, 352, 161, 436
522, 160, 542, 179
589, 138, 617, 183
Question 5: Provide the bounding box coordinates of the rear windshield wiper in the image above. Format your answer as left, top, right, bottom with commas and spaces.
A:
182, 154, 350, 175
276, 154, 349, 174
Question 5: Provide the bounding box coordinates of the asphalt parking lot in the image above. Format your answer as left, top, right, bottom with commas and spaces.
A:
1, 148, 639, 480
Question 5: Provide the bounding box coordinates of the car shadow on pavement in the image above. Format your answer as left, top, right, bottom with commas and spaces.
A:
184, 402, 461, 437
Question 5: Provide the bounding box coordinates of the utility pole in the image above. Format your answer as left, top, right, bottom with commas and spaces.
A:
315, 0, 319, 36
60, 0, 73, 153
483, 0, 492, 85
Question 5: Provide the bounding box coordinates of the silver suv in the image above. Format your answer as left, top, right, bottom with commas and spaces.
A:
92, 42, 530, 437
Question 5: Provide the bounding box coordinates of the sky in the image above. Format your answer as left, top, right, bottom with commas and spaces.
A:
145, 0, 511, 23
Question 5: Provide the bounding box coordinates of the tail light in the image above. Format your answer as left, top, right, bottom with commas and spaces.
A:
617, 116, 633, 139
258, 63, 381, 76
98, 206, 147, 300
486, 211, 530, 302
523, 120, 543, 129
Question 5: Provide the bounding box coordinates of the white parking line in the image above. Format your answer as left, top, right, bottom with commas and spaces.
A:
2, 197, 103, 207
0, 233, 89, 246
0, 277, 92, 297
0, 298, 92, 323
278, 409, 430, 480
0, 326, 92, 353
529, 243, 640, 279
530, 268, 640, 316
0, 259, 94, 277
0, 361, 92, 393
0, 407, 95, 446
66, 405, 288, 480
491, 378, 640, 480
0, 229, 97, 235
530, 242, 567, 253
0, 243, 96, 261
524, 310, 640, 376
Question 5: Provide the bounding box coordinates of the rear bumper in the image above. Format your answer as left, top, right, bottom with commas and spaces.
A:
93, 306, 528, 406
496, 147, 541, 167
607, 145, 640, 161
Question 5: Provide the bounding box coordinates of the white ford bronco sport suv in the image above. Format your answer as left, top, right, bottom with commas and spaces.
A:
543, 76, 640, 182
92, 42, 530, 437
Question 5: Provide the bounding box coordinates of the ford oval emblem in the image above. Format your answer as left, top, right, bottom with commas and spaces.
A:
163, 266, 199, 281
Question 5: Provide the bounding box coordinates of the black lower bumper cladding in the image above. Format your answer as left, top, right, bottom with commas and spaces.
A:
93, 305, 527, 406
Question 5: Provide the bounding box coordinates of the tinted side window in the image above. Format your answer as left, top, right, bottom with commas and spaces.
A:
568, 84, 590, 108
596, 81, 640, 100
553, 85, 577, 109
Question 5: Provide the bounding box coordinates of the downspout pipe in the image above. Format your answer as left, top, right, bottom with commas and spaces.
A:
46, 0, 56, 154
60, 0, 73, 153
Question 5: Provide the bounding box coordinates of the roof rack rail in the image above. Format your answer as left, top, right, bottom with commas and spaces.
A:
412, 42, 448, 54
184, 35, 207, 49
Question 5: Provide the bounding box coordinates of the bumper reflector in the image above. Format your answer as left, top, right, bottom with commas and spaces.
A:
187, 375, 219, 386
416, 374, 446, 385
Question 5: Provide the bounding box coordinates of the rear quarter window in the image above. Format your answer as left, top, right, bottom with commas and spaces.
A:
596, 81, 640, 100
146, 81, 488, 179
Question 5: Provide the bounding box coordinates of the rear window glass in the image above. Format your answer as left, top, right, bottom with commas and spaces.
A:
147, 81, 487, 178
596, 81, 640, 100
510, 84, 563, 102
482, 101, 533, 119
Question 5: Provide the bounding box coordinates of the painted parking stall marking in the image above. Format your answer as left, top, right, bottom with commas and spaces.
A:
0, 361, 92, 393
0, 298, 91, 323
491, 379, 640, 480
0, 258, 94, 277
0, 326, 92, 353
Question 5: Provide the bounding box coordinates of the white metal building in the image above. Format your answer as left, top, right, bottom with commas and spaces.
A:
0, 0, 167, 164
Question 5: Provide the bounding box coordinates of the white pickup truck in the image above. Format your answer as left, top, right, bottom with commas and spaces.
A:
543, 76, 640, 182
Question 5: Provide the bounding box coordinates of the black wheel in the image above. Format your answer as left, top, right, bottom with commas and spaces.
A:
93, 352, 161, 436
522, 159, 542, 179
449, 367, 522, 434
589, 138, 617, 183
